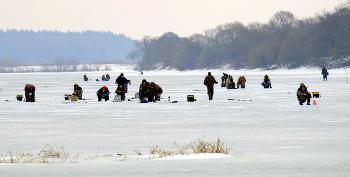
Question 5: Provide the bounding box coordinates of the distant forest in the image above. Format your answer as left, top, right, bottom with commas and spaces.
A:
129, 1, 350, 70
0, 30, 135, 66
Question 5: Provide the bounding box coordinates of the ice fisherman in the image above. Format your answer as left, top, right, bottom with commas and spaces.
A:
84, 74, 88, 81
226, 75, 236, 89
115, 84, 126, 101
140, 82, 154, 102
321, 67, 329, 81
296, 83, 311, 105
96, 86, 110, 101
150, 82, 163, 101
204, 72, 218, 100
139, 79, 147, 101
115, 73, 130, 93
221, 73, 228, 87
73, 83, 83, 99
237, 75, 246, 88
24, 84, 36, 102
261, 75, 272, 88
105, 74, 110, 81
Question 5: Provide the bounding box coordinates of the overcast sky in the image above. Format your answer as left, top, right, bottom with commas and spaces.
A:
0, 0, 347, 40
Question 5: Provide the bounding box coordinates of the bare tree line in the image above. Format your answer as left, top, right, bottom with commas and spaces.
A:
128, 1, 350, 70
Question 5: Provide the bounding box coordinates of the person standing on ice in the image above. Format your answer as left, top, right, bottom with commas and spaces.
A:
204, 72, 218, 100
96, 86, 110, 101
221, 73, 228, 87
296, 83, 311, 105
321, 67, 329, 81
24, 84, 36, 102
73, 83, 83, 99
115, 73, 130, 93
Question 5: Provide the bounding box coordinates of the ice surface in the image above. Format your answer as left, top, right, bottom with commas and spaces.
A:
0, 67, 349, 176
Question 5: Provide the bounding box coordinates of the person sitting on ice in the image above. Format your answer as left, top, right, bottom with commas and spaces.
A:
115, 84, 126, 101
72, 83, 83, 99
105, 74, 110, 81
261, 75, 272, 88
101, 75, 106, 81
141, 82, 154, 103
84, 74, 88, 81
24, 84, 36, 102
225, 75, 236, 89
96, 86, 110, 101
296, 83, 311, 105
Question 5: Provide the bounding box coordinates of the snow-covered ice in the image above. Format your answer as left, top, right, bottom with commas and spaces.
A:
0, 67, 349, 176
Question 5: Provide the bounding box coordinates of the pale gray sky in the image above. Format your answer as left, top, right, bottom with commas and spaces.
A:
0, 0, 347, 40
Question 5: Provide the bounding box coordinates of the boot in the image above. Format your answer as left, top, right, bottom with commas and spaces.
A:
307, 98, 311, 105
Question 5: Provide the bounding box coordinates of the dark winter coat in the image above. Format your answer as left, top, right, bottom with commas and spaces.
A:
204, 75, 218, 86
97, 87, 110, 97
296, 84, 311, 100
150, 82, 163, 95
141, 84, 154, 98
115, 86, 126, 101
321, 68, 328, 76
73, 84, 83, 98
115, 76, 128, 86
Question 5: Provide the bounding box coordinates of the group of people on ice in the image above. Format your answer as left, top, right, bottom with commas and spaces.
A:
205, 67, 328, 105
95, 73, 163, 103
221, 73, 247, 89
23, 67, 327, 105
96, 73, 130, 101
220, 73, 272, 90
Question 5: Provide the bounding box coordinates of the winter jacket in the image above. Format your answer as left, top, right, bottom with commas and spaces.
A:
141, 85, 154, 98
204, 75, 218, 86
150, 82, 163, 95
296, 84, 310, 100
321, 68, 328, 76
97, 87, 110, 97
73, 85, 83, 98
226, 75, 235, 89
115, 86, 126, 95
237, 76, 246, 86
115, 76, 128, 86
115, 86, 126, 100
25, 84, 35, 93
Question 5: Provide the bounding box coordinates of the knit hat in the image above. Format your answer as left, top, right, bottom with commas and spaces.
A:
300, 83, 305, 87
120, 73, 124, 76
102, 86, 107, 89
208, 72, 211, 75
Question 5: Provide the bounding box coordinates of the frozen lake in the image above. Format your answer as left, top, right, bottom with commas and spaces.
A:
0, 67, 349, 176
